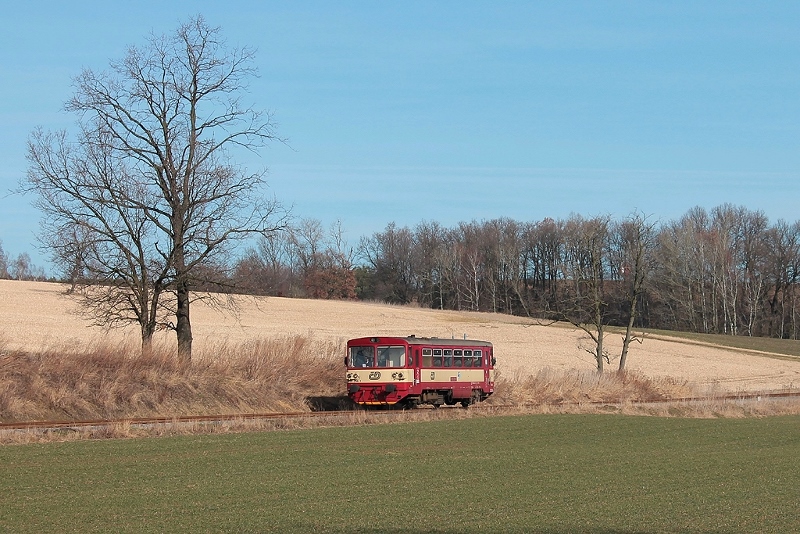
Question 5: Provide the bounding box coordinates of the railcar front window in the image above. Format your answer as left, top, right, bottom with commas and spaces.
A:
350, 346, 375, 367
377, 345, 406, 367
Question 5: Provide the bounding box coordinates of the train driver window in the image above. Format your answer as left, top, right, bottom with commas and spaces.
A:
453, 349, 463, 367
350, 346, 374, 367
474, 350, 483, 367
377, 345, 406, 367
433, 349, 443, 367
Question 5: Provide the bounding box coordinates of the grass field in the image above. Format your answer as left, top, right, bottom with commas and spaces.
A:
2, 413, 798, 533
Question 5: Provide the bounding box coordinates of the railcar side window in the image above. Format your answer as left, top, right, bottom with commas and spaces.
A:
443, 349, 452, 367
433, 348, 443, 367
350, 346, 375, 367
377, 345, 406, 367
453, 349, 463, 367
474, 350, 483, 367
422, 348, 432, 367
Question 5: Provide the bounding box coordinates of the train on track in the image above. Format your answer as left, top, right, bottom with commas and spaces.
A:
345, 335, 495, 408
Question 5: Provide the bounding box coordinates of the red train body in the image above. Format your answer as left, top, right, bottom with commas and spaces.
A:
345, 336, 495, 408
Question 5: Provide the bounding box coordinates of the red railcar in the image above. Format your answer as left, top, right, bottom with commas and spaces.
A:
345, 336, 495, 408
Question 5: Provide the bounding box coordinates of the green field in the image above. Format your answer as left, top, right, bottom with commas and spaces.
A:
2, 414, 799, 533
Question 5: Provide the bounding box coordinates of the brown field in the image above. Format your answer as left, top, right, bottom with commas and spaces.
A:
2, 279, 800, 394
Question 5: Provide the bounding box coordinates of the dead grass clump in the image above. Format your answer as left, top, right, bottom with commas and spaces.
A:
0, 335, 344, 423
490, 368, 700, 406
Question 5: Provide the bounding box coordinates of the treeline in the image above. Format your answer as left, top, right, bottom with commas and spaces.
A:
0, 241, 47, 281
12, 204, 800, 341
230, 204, 800, 340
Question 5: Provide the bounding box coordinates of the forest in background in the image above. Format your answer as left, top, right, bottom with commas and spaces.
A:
231, 203, 800, 341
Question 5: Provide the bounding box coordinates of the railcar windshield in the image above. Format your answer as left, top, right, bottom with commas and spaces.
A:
349, 345, 406, 367
376, 345, 406, 367
350, 346, 375, 367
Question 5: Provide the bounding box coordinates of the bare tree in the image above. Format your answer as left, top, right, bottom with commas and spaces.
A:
24, 16, 285, 360
560, 215, 612, 373
765, 220, 800, 339
26, 126, 173, 351
412, 221, 449, 309
0, 240, 8, 279
612, 212, 658, 371
653, 207, 713, 333
359, 223, 416, 304
290, 218, 357, 299
9, 253, 32, 281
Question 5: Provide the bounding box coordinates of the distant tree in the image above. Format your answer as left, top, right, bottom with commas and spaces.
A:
612, 212, 658, 371
412, 221, 449, 309
653, 207, 713, 333
518, 218, 562, 316
0, 240, 8, 279
295, 219, 357, 299
765, 220, 800, 339
24, 16, 286, 359
9, 253, 32, 281
559, 215, 613, 373
359, 223, 416, 304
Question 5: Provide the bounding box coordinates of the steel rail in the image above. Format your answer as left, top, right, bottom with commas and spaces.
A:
2, 391, 798, 433
0, 410, 368, 432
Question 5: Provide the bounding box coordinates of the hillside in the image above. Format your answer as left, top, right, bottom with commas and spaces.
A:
2, 280, 800, 393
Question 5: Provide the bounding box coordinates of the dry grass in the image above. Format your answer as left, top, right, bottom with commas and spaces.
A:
0, 335, 343, 423
490, 367, 699, 405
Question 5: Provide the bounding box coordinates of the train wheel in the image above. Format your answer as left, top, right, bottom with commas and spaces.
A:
460, 400, 470, 408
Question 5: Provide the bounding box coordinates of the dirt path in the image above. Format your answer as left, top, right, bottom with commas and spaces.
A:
2, 280, 799, 393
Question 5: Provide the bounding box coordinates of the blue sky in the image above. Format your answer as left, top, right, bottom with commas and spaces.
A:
2, 1, 799, 271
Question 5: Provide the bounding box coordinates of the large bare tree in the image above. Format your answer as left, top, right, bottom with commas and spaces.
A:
24, 16, 285, 360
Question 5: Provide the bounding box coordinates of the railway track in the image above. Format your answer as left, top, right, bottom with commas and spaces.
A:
0, 409, 382, 433
2, 391, 799, 437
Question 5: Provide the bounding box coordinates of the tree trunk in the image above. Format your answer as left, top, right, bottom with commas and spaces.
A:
595, 323, 605, 373
176, 277, 193, 362
619, 304, 636, 371
141, 324, 155, 356
174, 222, 193, 362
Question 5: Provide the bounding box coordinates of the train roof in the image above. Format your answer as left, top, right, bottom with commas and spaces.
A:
347, 336, 492, 347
